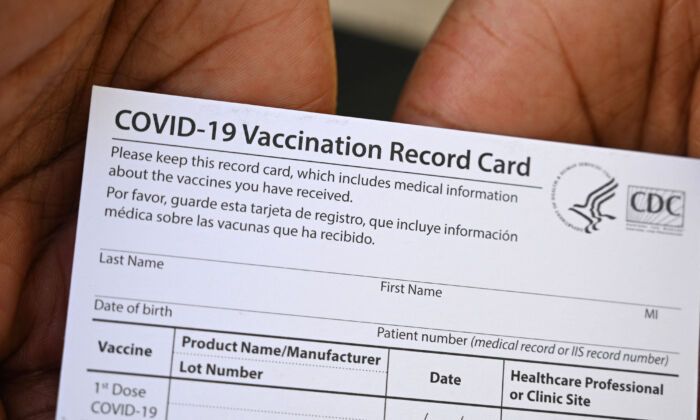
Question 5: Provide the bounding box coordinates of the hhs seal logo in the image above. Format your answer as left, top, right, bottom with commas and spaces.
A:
552, 163, 618, 234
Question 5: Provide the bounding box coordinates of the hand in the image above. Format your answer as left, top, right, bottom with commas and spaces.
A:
395, 0, 700, 158
0, 1, 335, 418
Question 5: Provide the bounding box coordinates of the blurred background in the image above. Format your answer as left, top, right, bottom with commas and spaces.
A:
330, 0, 452, 120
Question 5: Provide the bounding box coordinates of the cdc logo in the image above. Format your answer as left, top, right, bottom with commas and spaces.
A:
626, 186, 685, 228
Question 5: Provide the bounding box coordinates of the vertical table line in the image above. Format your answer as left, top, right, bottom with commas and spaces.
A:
383, 348, 391, 420
165, 327, 177, 420
500, 360, 506, 420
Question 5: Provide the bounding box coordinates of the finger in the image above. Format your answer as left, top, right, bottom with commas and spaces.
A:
395, 0, 695, 155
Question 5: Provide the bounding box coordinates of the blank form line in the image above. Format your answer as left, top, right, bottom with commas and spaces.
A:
93, 295, 681, 357
111, 137, 544, 190
100, 248, 682, 311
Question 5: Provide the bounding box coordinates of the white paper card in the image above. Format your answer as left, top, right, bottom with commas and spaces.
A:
56, 86, 700, 420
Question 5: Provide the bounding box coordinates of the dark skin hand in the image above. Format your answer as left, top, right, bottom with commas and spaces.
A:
1, 1, 699, 418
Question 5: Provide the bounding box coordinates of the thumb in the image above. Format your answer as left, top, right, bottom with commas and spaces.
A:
394, 0, 697, 156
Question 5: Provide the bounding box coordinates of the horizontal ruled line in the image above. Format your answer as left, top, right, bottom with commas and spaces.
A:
87, 368, 653, 420
94, 294, 681, 357
91, 317, 679, 377
111, 137, 543, 190
100, 248, 682, 312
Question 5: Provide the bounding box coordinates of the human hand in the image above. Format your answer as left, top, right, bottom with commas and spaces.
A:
395, 0, 700, 158
0, 1, 335, 418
